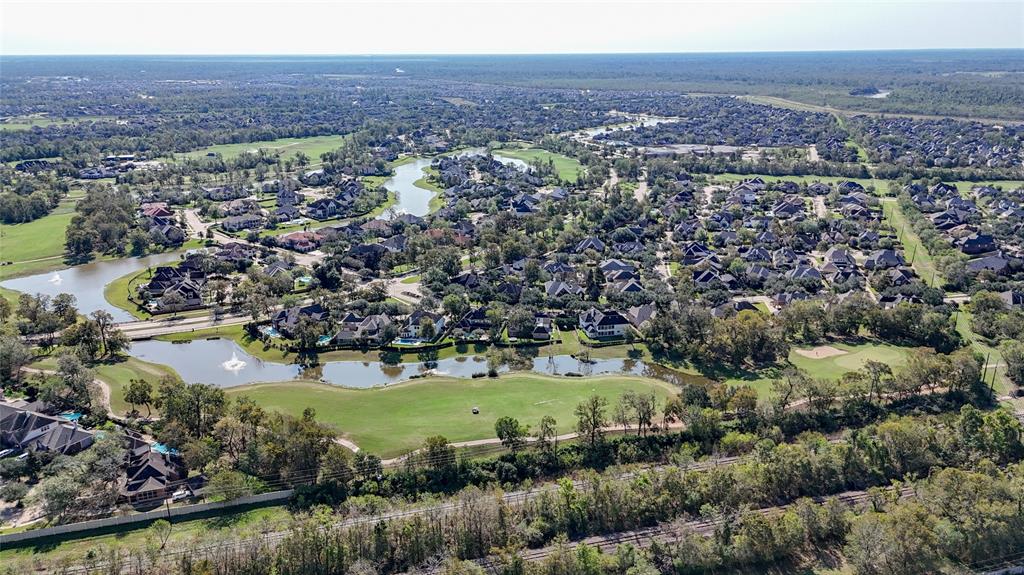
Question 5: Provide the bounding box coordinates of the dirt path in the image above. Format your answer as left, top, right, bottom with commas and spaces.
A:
343, 421, 689, 467
812, 195, 828, 218
633, 178, 649, 202
20, 367, 116, 418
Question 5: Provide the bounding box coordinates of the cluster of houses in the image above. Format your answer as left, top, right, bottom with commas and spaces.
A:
855, 117, 1023, 169
906, 181, 1024, 276
268, 300, 651, 348
78, 154, 143, 179
0, 402, 185, 503
668, 176, 931, 309
594, 96, 846, 149
138, 201, 186, 246
201, 177, 370, 235
135, 243, 270, 313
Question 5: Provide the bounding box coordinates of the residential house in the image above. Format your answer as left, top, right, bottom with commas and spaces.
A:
271, 304, 330, 337
579, 308, 630, 339
0, 404, 95, 456
222, 213, 264, 232
333, 313, 394, 346
400, 310, 447, 340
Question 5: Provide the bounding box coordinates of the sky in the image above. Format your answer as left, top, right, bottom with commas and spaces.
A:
1, 0, 1022, 55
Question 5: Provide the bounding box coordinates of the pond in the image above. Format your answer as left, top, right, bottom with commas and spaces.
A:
0, 251, 183, 322
127, 337, 709, 389
379, 157, 436, 218
379, 150, 533, 219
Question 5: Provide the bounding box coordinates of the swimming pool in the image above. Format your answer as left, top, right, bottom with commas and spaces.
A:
151, 442, 180, 455
393, 337, 422, 345
259, 325, 282, 338
59, 412, 83, 422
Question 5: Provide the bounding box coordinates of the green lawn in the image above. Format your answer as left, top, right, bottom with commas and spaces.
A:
709, 172, 885, 191
103, 266, 155, 319
29, 353, 179, 416
154, 323, 296, 363
177, 135, 348, 162
94, 357, 180, 415
0, 506, 290, 567
0, 115, 114, 131
881, 199, 941, 287
228, 374, 676, 457
493, 148, 585, 182
0, 211, 75, 279
788, 342, 913, 381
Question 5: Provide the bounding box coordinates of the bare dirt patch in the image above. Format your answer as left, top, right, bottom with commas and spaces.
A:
794, 345, 849, 359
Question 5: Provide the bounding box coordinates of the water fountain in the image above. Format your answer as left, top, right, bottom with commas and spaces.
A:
221, 351, 247, 372
48, 272, 62, 285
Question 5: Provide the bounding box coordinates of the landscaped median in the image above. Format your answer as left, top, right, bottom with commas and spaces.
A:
225, 374, 676, 458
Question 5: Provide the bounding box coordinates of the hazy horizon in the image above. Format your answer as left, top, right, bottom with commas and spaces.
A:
2, 0, 1021, 56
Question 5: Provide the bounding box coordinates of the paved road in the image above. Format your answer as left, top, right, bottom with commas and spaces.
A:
117, 312, 252, 340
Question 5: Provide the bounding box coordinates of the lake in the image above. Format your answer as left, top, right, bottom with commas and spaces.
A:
127, 337, 707, 388
379, 157, 436, 218
380, 149, 532, 219
1, 252, 183, 322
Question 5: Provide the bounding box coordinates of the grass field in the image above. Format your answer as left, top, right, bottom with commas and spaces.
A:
0, 190, 85, 280
227, 374, 676, 457
788, 341, 913, 381
94, 357, 180, 414
29, 353, 179, 415
710, 172, 885, 190
103, 266, 154, 319
0, 115, 114, 131
881, 198, 941, 287
178, 135, 347, 162
0, 506, 290, 565
493, 148, 584, 182
0, 212, 75, 279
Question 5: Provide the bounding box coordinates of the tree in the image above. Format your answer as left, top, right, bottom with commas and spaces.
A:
0, 334, 31, 384
575, 395, 608, 448
149, 519, 172, 550
422, 435, 456, 473
419, 317, 436, 341
104, 328, 130, 357
124, 378, 153, 416
494, 416, 528, 451
536, 415, 557, 450
207, 469, 255, 501
319, 444, 355, 484
625, 391, 658, 436
160, 291, 186, 317
1001, 339, 1024, 389
90, 310, 115, 356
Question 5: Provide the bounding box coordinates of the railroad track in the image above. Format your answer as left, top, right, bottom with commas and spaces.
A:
53, 454, 746, 574
426, 485, 917, 574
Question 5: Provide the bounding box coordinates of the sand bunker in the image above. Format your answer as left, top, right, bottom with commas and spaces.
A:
794, 345, 849, 359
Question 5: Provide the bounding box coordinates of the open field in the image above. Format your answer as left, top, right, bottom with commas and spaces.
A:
493, 148, 584, 182
29, 353, 179, 415
709, 172, 885, 190
226, 374, 677, 457
0, 115, 115, 131
0, 212, 75, 279
177, 135, 347, 162
881, 198, 941, 287
789, 341, 913, 381
0, 506, 290, 565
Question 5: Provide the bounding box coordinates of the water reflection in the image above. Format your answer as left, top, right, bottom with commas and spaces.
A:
1, 252, 183, 322
127, 338, 708, 389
